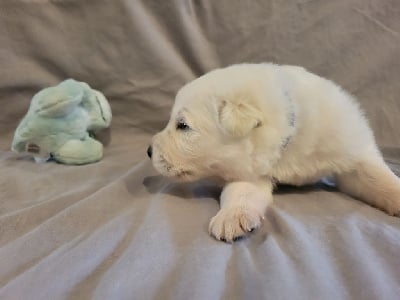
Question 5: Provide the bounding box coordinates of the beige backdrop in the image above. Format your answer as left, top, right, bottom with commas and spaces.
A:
0, 1, 399, 299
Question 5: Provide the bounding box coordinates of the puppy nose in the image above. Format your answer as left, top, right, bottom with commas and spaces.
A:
147, 146, 152, 158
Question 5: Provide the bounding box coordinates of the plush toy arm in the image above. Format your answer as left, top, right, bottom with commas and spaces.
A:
52, 137, 103, 165
84, 90, 112, 131
93, 90, 112, 127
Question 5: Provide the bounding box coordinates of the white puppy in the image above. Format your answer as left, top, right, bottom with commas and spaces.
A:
148, 63, 400, 242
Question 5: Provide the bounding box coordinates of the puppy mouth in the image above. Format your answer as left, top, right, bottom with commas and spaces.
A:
154, 155, 194, 180
157, 155, 173, 172
175, 170, 194, 179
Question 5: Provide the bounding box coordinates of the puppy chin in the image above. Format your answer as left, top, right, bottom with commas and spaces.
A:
179, 170, 202, 181
167, 169, 197, 182
166, 173, 197, 183
152, 161, 194, 182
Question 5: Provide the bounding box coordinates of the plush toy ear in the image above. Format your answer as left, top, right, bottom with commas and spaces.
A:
34, 80, 84, 117
218, 100, 262, 137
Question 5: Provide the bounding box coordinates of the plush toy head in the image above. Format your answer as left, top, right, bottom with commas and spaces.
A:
12, 79, 112, 165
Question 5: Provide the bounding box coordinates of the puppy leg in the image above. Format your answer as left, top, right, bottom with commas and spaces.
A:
209, 180, 273, 242
336, 158, 400, 216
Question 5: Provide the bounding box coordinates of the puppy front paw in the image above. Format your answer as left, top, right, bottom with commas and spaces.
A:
381, 200, 400, 217
209, 207, 264, 243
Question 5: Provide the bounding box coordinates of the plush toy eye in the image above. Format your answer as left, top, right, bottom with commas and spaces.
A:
176, 120, 190, 131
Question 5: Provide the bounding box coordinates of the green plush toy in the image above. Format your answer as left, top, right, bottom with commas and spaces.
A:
11, 79, 112, 165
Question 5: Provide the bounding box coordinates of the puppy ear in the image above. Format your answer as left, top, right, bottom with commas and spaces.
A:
218, 100, 262, 137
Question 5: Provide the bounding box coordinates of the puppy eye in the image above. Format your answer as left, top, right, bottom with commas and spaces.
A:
176, 120, 190, 131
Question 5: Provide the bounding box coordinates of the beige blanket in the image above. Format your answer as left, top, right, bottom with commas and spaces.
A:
0, 1, 399, 299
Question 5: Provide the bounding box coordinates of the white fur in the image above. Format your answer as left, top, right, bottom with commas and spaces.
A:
149, 63, 400, 242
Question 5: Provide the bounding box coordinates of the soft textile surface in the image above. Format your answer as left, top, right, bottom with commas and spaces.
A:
1, 1, 400, 299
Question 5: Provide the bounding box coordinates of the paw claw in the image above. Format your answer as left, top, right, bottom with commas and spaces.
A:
209, 207, 263, 242
233, 235, 244, 242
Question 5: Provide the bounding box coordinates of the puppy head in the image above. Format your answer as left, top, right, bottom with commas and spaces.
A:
149, 72, 263, 182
